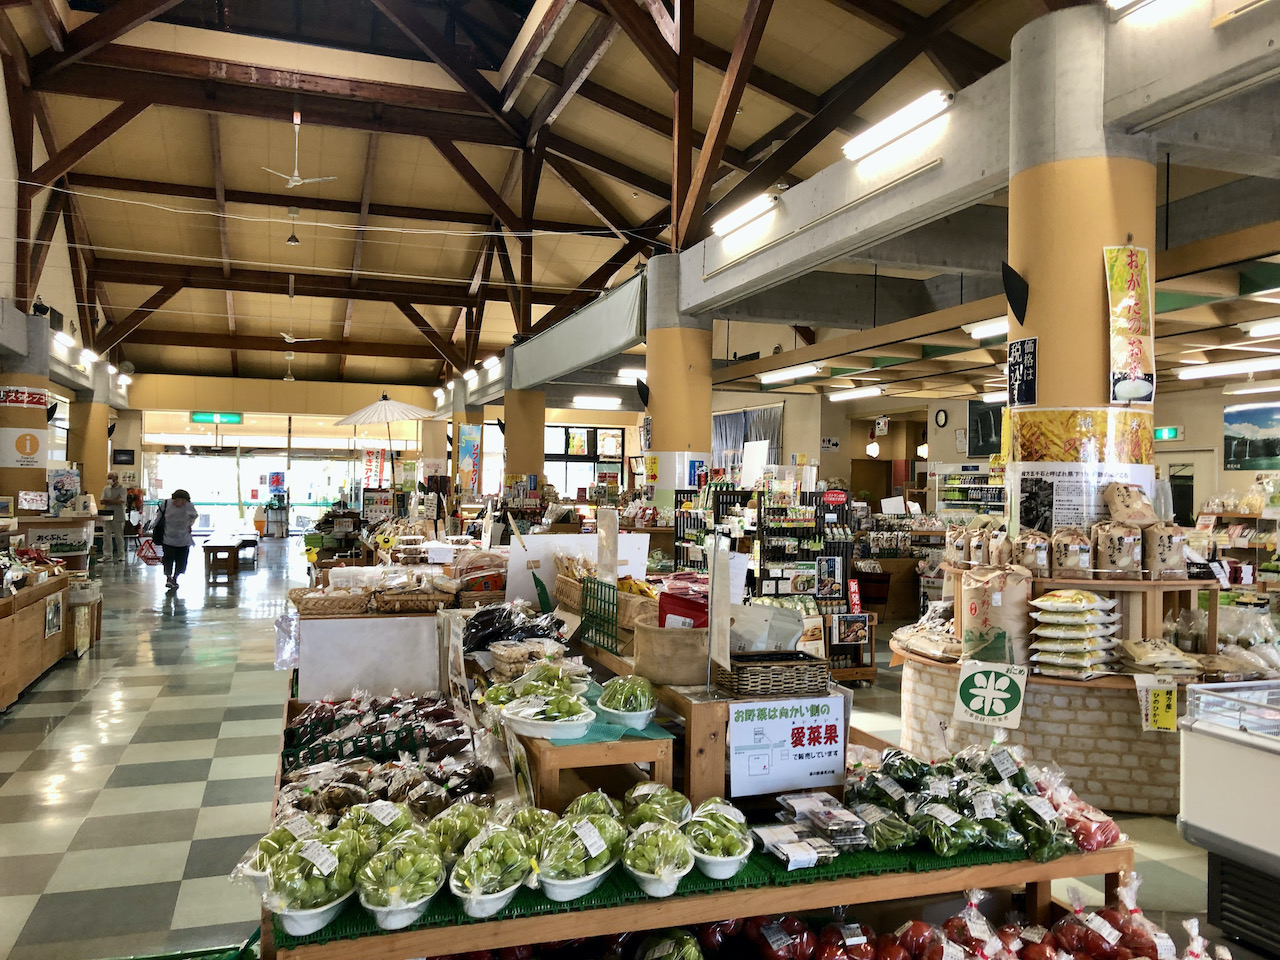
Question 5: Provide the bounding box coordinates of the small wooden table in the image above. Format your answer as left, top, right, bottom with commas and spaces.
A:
517, 731, 673, 812
202, 542, 239, 583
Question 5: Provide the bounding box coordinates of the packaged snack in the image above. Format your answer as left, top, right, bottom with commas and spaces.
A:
803, 807, 867, 847
1103, 483, 1160, 527
1093, 521, 1143, 581
1030, 589, 1117, 612
779, 790, 844, 819
1051, 528, 1093, 579
960, 566, 1033, 664
753, 823, 841, 868
1143, 522, 1187, 581
1013, 530, 1051, 577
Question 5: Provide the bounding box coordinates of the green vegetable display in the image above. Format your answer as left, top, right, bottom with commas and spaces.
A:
636, 928, 704, 960
484, 682, 518, 707
505, 694, 588, 722
879, 748, 931, 790
507, 807, 559, 849
247, 815, 323, 871
853, 803, 918, 852
452, 826, 534, 895
356, 834, 444, 907
266, 828, 372, 911
564, 789, 621, 819
598, 676, 656, 713
518, 679, 576, 699
337, 802, 416, 850
426, 802, 490, 864
623, 822, 694, 879
537, 814, 626, 879
978, 817, 1025, 852
980, 745, 1035, 795
523, 662, 585, 686
907, 804, 986, 858
622, 783, 691, 830
682, 802, 750, 858
1009, 798, 1077, 862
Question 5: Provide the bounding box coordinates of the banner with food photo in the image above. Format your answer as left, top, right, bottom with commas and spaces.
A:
1104, 244, 1155, 404
1009, 407, 1154, 465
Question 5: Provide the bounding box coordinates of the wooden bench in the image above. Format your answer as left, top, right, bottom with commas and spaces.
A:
516, 731, 674, 813
202, 542, 239, 583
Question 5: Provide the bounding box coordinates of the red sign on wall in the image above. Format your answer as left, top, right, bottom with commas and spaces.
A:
822, 490, 849, 506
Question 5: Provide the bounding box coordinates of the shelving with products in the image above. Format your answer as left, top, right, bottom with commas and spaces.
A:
932, 462, 1006, 514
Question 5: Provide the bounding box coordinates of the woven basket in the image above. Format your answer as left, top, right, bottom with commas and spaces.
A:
617, 592, 657, 631
553, 574, 582, 612
372, 590, 453, 614
459, 589, 505, 608
287, 587, 372, 616
714, 650, 829, 697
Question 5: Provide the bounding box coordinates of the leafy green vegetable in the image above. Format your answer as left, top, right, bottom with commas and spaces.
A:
599, 676, 656, 713
853, 803, 918, 851
537, 814, 626, 879
1009, 798, 1077, 863
907, 804, 986, 858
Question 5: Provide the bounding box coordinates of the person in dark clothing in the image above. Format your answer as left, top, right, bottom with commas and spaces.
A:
157, 489, 199, 590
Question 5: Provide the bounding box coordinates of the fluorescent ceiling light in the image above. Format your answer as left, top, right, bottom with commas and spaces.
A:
483, 355, 500, 369
758, 363, 822, 385
827, 386, 884, 402
446, 380, 455, 390
617, 367, 647, 381
54, 331, 75, 348
962, 317, 1009, 340
79, 349, 98, 365
433, 388, 445, 401
1177, 355, 1280, 380
842, 89, 953, 162
1245, 319, 1280, 338
573, 395, 622, 410
711, 193, 779, 237
982, 390, 1009, 404
462, 368, 477, 382
1223, 379, 1280, 395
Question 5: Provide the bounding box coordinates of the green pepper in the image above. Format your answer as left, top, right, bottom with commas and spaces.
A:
879, 748, 931, 790
1009, 798, 1077, 862
907, 803, 986, 858
853, 803, 918, 851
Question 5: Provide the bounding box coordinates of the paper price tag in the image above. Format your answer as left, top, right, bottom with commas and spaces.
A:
895, 922, 913, 938
971, 792, 996, 821
1154, 933, 1177, 959
855, 804, 888, 824
283, 815, 317, 841
920, 803, 961, 826
632, 782, 663, 797
942, 942, 965, 960
1020, 926, 1047, 944
1023, 795, 1058, 822
572, 820, 607, 858
842, 925, 869, 946
777, 841, 818, 870
967, 916, 994, 941
1084, 914, 1122, 946
989, 748, 1018, 779
926, 777, 950, 798
407, 781, 434, 802
299, 840, 339, 876
367, 800, 403, 826
763, 924, 795, 951
876, 775, 906, 800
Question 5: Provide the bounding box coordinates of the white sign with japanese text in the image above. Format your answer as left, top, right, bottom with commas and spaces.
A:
728, 695, 845, 797
953, 660, 1028, 729
1007, 461, 1155, 535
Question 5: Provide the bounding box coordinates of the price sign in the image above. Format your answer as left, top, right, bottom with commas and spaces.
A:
1134, 674, 1178, 732
1007, 337, 1037, 407
728, 696, 845, 797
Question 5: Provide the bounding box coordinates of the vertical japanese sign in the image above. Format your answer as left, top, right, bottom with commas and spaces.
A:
728, 696, 845, 796
457, 424, 482, 494
362, 449, 386, 488
1007, 337, 1037, 407
269, 471, 286, 496
1104, 245, 1155, 404
1134, 674, 1178, 732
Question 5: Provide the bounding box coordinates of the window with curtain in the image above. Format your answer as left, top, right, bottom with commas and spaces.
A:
712, 404, 782, 474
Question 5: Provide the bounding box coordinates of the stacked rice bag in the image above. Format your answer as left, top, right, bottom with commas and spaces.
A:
1029, 590, 1121, 680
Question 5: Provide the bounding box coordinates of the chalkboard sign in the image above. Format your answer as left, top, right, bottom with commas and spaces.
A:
1007, 337, 1037, 407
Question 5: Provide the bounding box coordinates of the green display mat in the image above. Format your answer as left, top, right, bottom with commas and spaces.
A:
273, 846, 1026, 950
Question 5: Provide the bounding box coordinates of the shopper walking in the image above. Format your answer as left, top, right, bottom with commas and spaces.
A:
100, 471, 127, 562
155, 489, 199, 590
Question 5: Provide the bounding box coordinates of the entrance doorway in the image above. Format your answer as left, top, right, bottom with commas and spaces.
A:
1155, 450, 1217, 527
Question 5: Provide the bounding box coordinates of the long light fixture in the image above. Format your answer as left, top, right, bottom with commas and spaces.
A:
842, 89, 953, 162
446, 380, 455, 390
573, 395, 622, 410
118, 374, 132, 386
827, 385, 884, 402
982, 390, 1009, 404
758, 363, 822, 385
54, 330, 75, 348
79, 348, 98, 365
1177, 355, 1280, 380
711, 193, 779, 237
107, 364, 117, 375
1223, 379, 1280, 395
617, 367, 647, 381
483, 355, 500, 369
963, 317, 1009, 340
462, 368, 478, 382
1245, 319, 1280, 338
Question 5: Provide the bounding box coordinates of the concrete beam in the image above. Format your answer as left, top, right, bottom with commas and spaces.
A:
854, 205, 1007, 278
1157, 175, 1280, 249
717, 272, 934, 328
1151, 80, 1280, 179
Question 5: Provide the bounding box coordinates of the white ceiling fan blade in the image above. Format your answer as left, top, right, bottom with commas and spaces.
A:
290, 337, 323, 342
296, 177, 338, 185
279, 332, 292, 341
262, 167, 293, 180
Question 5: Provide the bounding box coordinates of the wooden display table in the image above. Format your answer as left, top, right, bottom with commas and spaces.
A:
516, 731, 673, 812
202, 541, 239, 582
266, 844, 1134, 960
16, 516, 95, 571
0, 571, 70, 710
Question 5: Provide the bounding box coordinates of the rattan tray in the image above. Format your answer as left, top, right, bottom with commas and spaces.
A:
372, 590, 453, 613
714, 650, 830, 697
553, 573, 582, 612
459, 589, 505, 608
287, 587, 372, 616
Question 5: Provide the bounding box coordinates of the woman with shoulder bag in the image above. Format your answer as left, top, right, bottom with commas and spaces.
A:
156, 489, 199, 590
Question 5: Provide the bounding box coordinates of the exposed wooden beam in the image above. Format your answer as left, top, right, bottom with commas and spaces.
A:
672, 0, 693, 243
820, 0, 1002, 77
600, 0, 678, 89
430, 137, 523, 234
543, 131, 668, 199
66, 172, 595, 233
337, 300, 356, 380
526, 16, 619, 136
546, 154, 636, 246
639, 0, 677, 45
96, 284, 181, 352
395, 301, 467, 368
32, 0, 185, 78
27, 185, 67, 298
703, 0, 984, 235
91, 259, 567, 307
208, 115, 230, 280
794, 325, 817, 345
32, 100, 147, 187
129, 329, 455, 361
350, 133, 380, 286
676, 0, 773, 246
0, 11, 31, 86
60, 199, 94, 351
502, 0, 576, 112
493, 230, 523, 319
7, 58, 32, 311
467, 239, 495, 366
29, 0, 64, 54
518, 144, 544, 335
369, 0, 526, 142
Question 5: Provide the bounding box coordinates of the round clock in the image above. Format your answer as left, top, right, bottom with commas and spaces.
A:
934, 408, 948, 428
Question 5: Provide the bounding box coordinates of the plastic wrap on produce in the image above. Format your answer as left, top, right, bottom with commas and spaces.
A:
275, 611, 300, 670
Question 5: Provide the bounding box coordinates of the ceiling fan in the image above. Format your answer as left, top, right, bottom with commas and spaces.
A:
263, 111, 337, 189
279, 275, 321, 344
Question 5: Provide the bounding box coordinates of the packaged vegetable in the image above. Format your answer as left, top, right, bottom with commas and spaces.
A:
908, 803, 985, 857
818, 920, 878, 960
745, 915, 816, 960
1052, 888, 1122, 960
426, 801, 490, 864
1009, 795, 1077, 863
879, 748, 931, 790
501, 693, 588, 722
451, 825, 533, 896
239, 813, 325, 874
537, 813, 625, 879
1051, 528, 1093, 579
1041, 768, 1122, 852
638, 928, 704, 960
564, 788, 621, 819
598, 675, 656, 712
623, 821, 694, 879
356, 834, 444, 907
852, 803, 918, 851
943, 889, 999, 955
336, 801, 416, 850
1112, 873, 1178, 960
980, 741, 1036, 794
623, 782, 692, 829
265, 828, 372, 911
683, 800, 751, 857
1031, 589, 1116, 612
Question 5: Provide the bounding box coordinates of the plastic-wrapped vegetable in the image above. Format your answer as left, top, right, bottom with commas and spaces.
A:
564, 788, 621, 819
336, 801, 416, 850
356, 834, 444, 907
503, 693, 588, 721
242, 813, 324, 872
907, 803, 985, 858
1009, 795, 1076, 863
506, 806, 559, 849
1052, 888, 1122, 960
426, 801, 490, 864
1040, 767, 1122, 852
623, 782, 692, 829
538, 813, 626, 879
483, 682, 518, 707
942, 889, 999, 954
977, 816, 1025, 852
980, 742, 1035, 795
683, 800, 750, 858
451, 825, 533, 895
599, 675, 656, 712
637, 928, 704, 960
622, 821, 694, 880
265, 828, 372, 911
879, 748, 931, 790
853, 803, 918, 852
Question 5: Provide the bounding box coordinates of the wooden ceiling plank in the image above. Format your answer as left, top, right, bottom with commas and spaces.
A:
687, 36, 820, 117
96, 284, 181, 352
350, 133, 380, 286
502, 0, 577, 112
225, 290, 239, 376
600, 0, 678, 89
32, 100, 148, 187
130, 329, 451, 361
430, 137, 523, 233
527, 16, 620, 135
676, 0, 774, 246
27, 185, 67, 299
29, 0, 64, 54
546, 154, 635, 245
395, 300, 467, 368
208, 115, 231, 280
32, 0, 184, 78
820, 0, 1001, 75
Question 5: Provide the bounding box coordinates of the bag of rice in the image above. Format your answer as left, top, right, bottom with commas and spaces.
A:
1144, 521, 1187, 581
959, 564, 1033, 664
1093, 520, 1143, 581
1030, 588, 1117, 612
1030, 637, 1120, 652
1034, 663, 1118, 681
944, 526, 968, 565
1051, 528, 1092, 579
1030, 622, 1119, 639
1013, 530, 1050, 577
1030, 649, 1117, 667
969, 529, 990, 566
1030, 609, 1120, 624
988, 529, 1013, 565
1102, 482, 1160, 527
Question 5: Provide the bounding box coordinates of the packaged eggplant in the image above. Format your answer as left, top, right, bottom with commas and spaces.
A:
907, 803, 986, 858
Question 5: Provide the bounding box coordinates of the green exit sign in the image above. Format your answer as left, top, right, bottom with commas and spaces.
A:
190, 411, 242, 425
1154, 425, 1181, 441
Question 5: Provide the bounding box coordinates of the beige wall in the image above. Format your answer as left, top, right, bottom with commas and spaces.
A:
926, 399, 988, 464
129, 374, 439, 417
1150, 386, 1271, 504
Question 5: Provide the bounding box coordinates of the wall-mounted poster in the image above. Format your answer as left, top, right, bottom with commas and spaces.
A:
111, 449, 135, 465
1104, 245, 1155, 404
1224, 403, 1280, 471
457, 424, 482, 494
966, 400, 1002, 457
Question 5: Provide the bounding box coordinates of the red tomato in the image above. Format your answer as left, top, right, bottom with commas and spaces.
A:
1023, 943, 1057, 960
898, 921, 936, 959
880, 944, 911, 960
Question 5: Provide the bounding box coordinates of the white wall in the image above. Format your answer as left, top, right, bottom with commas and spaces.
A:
711, 391, 824, 470
926, 399, 988, 464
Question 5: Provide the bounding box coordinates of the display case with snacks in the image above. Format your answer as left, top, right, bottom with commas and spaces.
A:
932, 463, 1006, 514
1191, 511, 1276, 585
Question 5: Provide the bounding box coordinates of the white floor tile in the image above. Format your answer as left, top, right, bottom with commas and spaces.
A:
45, 841, 191, 893
218, 719, 283, 739
208, 754, 279, 781
119, 740, 219, 765
0, 894, 40, 959
193, 802, 274, 839
88, 781, 207, 818
170, 875, 262, 930
0, 765, 115, 797
0, 818, 81, 856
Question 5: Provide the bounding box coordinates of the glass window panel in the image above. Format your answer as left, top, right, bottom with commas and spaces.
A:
543, 461, 567, 496
544, 427, 565, 455
596, 463, 622, 484
598, 429, 623, 459
565, 461, 595, 496
567, 427, 589, 456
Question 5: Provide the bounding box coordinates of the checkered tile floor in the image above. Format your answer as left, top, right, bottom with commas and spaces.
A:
0, 540, 302, 960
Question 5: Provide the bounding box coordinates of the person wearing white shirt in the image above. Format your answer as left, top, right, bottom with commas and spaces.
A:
101, 471, 127, 563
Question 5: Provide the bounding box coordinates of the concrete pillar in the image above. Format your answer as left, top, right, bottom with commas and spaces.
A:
645, 254, 712, 507
0, 315, 52, 513
68, 401, 109, 501
503, 389, 545, 489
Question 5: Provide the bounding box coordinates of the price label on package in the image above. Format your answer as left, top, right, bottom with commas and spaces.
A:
1134, 675, 1178, 733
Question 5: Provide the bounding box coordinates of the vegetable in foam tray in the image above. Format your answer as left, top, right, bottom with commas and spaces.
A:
356, 833, 445, 907
622, 822, 694, 879
599, 675, 656, 713
452, 825, 534, 896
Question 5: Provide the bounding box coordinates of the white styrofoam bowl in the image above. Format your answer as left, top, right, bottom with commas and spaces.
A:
623, 859, 693, 898
538, 858, 618, 902
275, 889, 355, 936
449, 872, 522, 919
500, 700, 595, 741
358, 888, 438, 931
692, 835, 753, 880
238, 866, 269, 898
594, 703, 656, 730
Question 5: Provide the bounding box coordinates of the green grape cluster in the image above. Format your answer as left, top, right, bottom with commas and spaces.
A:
682, 802, 750, 858
599, 676, 656, 712
564, 789, 620, 819
537, 814, 625, 879
356, 834, 444, 907
427, 802, 490, 864
452, 826, 533, 895
266, 828, 371, 910
623, 823, 694, 877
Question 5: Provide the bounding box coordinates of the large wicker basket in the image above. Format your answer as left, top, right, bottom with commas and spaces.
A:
459, 589, 505, 608
553, 574, 582, 612
372, 590, 453, 614
714, 650, 829, 697
287, 587, 372, 616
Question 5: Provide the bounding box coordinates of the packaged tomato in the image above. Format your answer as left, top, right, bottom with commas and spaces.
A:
818, 922, 878, 960
895, 921, 940, 960
1051, 888, 1121, 960
1041, 768, 1122, 853
1181, 919, 1208, 960
943, 890, 998, 954
745, 915, 816, 960
1014, 922, 1058, 960
1110, 873, 1176, 960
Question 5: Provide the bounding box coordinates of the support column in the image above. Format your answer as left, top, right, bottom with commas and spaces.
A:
645, 254, 712, 508
69, 367, 113, 500
503, 389, 545, 490
0, 315, 52, 514
1006, 6, 1158, 525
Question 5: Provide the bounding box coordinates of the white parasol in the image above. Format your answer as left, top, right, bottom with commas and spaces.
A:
335, 392, 434, 463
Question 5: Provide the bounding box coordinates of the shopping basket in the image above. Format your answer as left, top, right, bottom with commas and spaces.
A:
136, 537, 163, 565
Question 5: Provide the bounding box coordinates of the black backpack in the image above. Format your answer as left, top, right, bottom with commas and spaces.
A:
151, 500, 169, 545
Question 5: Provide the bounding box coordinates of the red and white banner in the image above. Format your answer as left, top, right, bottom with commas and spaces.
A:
363, 449, 387, 488
0, 386, 48, 408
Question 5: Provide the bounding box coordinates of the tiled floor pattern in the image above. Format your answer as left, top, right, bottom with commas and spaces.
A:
0, 542, 301, 960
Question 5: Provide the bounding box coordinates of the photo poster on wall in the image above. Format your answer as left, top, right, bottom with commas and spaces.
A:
966, 400, 1002, 457
1007, 461, 1156, 534
1224, 403, 1280, 471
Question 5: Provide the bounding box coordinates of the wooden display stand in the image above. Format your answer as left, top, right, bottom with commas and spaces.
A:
516, 731, 674, 812
830, 612, 878, 685
0, 571, 70, 710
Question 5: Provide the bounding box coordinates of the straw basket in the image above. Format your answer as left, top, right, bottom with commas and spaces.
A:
372, 591, 452, 614
287, 587, 372, 616
714, 650, 829, 697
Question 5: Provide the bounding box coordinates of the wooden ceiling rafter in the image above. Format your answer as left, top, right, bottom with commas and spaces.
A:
340, 132, 381, 380
599, 0, 678, 89
60, 198, 95, 352
207, 114, 237, 375
395, 300, 468, 368
31, 0, 186, 78
28, 0, 65, 54
32, 99, 148, 187
128, 329, 454, 361
526, 16, 620, 137
429, 136, 523, 234
501, 0, 577, 112
96, 284, 181, 353
27, 183, 67, 300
